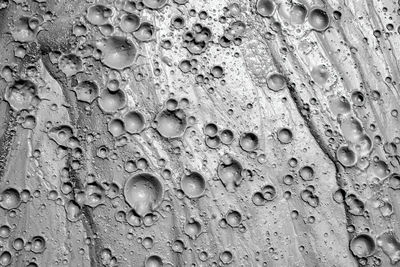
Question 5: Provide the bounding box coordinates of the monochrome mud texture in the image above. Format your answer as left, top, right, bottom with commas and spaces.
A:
0, 0, 399, 266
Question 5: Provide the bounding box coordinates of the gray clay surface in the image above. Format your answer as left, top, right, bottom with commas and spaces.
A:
0, 0, 400, 266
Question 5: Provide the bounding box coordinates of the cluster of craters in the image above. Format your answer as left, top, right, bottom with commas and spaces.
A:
1, 0, 400, 266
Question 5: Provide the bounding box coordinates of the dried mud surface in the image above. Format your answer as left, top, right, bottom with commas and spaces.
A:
0, 0, 400, 266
